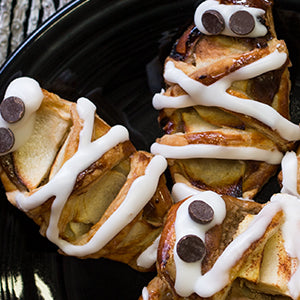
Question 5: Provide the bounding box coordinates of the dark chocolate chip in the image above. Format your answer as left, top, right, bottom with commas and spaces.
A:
0, 96, 25, 123
202, 10, 225, 35
188, 200, 214, 224
0, 127, 15, 153
176, 234, 206, 263
229, 11, 255, 35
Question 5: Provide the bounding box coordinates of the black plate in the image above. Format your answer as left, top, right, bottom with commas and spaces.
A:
0, 0, 300, 299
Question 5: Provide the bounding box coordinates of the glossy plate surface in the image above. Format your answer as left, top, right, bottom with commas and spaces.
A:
0, 0, 300, 299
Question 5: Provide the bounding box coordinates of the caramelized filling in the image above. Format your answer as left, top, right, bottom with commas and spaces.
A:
62, 159, 131, 242
174, 158, 245, 197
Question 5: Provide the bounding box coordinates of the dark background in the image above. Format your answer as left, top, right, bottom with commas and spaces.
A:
0, 0, 299, 299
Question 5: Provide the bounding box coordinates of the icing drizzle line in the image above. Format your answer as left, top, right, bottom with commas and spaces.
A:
151, 143, 283, 164
281, 151, 300, 197
153, 49, 300, 142
15, 97, 167, 257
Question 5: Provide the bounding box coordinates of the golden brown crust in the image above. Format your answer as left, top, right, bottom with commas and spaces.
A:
278, 149, 300, 196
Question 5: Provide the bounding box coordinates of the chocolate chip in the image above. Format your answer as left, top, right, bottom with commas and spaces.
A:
188, 200, 214, 224
0, 127, 15, 153
202, 10, 225, 35
229, 11, 255, 35
0, 96, 25, 123
176, 235, 206, 263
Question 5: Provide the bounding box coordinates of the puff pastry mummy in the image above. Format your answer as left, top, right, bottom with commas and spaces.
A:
0, 77, 173, 271
151, 0, 300, 199
140, 146, 300, 300
140, 181, 300, 300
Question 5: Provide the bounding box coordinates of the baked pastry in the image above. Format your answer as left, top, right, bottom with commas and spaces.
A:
151, 0, 300, 199
234, 150, 300, 299
140, 181, 300, 299
0, 77, 173, 271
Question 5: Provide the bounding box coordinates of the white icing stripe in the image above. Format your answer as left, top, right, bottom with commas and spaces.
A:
151, 142, 283, 165
194, 0, 267, 38
142, 287, 149, 300
0, 77, 44, 153
172, 182, 201, 203
153, 92, 193, 110
272, 194, 300, 261
271, 194, 300, 300
15, 97, 168, 257
153, 50, 300, 141
281, 152, 299, 197
137, 235, 161, 268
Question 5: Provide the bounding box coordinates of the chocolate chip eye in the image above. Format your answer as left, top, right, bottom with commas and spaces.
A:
177, 234, 206, 263
188, 200, 214, 224
229, 11, 255, 35
0, 96, 25, 123
202, 10, 225, 35
0, 127, 15, 153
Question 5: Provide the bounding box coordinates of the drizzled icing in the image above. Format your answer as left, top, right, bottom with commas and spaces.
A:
269, 194, 300, 300
0, 77, 44, 153
151, 143, 283, 164
172, 182, 202, 203
273, 152, 300, 299
137, 235, 161, 269
153, 49, 300, 142
15, 96, 168, 257
194, 0, 267, 38
171, 183, 283, 297
281, 151, 299, 197
142, 287, 149, 300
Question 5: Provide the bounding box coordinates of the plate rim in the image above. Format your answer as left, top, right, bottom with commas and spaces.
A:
0, 0, 87, 75
1, 0, 300, 76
